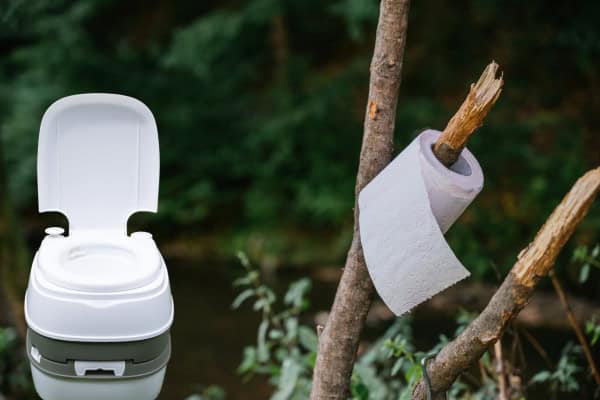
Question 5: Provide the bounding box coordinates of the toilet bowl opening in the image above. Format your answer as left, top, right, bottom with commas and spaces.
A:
62, 245, 137, 271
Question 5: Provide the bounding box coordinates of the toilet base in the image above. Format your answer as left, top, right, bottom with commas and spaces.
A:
31, 364, 166, 400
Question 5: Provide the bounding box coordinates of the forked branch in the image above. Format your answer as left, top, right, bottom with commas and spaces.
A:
413, 168, 600, 399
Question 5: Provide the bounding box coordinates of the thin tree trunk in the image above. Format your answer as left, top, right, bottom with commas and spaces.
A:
310, 0, 411, 397
412, 168, 600, 399
549, 270, 600, 385
494, 340, 508, 400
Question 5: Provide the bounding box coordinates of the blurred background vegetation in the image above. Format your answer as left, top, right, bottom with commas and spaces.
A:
1, 0, 600, 399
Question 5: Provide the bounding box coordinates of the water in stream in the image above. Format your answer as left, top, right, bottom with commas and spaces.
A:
159, 259, 589, 400
162, 260, 271, 399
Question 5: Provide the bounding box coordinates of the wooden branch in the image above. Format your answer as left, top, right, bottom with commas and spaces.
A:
412, 168, 600, 399
520, 327, 553, 368
494, 340, 508, 400
354, 280, 600, 331
549, 270, 600, 385
433, 62, 503, 167
310, 0, 411, 398
420, 282, 600, 331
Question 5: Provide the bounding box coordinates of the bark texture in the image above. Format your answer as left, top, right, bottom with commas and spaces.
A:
412, 167, 600, 399
310, 0, 411, 398
433, 62, 503, 167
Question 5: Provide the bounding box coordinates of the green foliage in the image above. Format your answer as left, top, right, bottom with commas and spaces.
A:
1, 0, 600, 276
329, 0, 378, 41
529, 342, 583, 394
585, 318, 600, 347
0, 0, 364, 233
232, 255, 540, 400
352, 319, 424, 399
233, 251, 315, 399
184, 386, 226, 400
572, 243, 600, 283
0, 327, 31, 396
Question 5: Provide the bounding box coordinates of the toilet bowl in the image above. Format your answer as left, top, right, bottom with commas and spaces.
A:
37, 230, 162, 293
25, 93, 174, 400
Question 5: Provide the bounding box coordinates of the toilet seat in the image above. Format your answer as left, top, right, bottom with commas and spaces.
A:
37, 232, 162, 293
34, 93, 162, 292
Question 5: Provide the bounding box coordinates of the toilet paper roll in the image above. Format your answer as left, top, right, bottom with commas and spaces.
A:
358, 129, 484, 316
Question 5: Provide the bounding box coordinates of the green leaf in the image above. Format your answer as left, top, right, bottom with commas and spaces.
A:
271, 359, 301, 400
579, 263, 591, 283
404, 362, 422, 384
257, 320, 270, 362
285, 317, 298, 341
352, 364, 387, 399
233, 270, 259, 287
236, 251, 250, 268
586, 320, 594, 333
238, 346, 257, 374
351, 382, 369, 400
254, 292, 275, 311
284, 278, 311, 308
592, 244, 600, 258
531, 370, 552, 383
203, 386, 226, 400
298, 326, 318, 352
586, 319, 600, 345
572, 245, 588, 262
391, 357, 404, 376
232, 288, 255, 309
305, 351, 317, 368
269, 329, 284, 340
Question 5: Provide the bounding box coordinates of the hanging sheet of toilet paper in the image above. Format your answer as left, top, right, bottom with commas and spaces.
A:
358, 129, 484, 316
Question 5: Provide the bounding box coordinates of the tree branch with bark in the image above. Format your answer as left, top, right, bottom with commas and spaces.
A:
433, 61, 502, 166
412, 167, 600, 399
310, 0, 411, 398
310, 2, 599, 398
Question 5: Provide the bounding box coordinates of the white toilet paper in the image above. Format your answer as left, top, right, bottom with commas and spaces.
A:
358, 129, 484, 316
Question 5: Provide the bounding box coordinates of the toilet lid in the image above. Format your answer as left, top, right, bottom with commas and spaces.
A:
37, 94, 159, 232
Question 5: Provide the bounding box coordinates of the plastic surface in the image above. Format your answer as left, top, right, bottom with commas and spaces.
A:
74, 361, 126, 377
25, 250, 173, 342
27, 93, 172, 399
37, 231, 162, 292
31, 364, 166, 400
37, 93, 159, 233
27, 329, 171, 378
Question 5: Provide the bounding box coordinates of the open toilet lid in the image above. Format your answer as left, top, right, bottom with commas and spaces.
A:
37, 94, 159, 233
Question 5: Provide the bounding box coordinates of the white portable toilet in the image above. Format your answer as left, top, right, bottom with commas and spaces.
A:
24, 94, 174, 400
